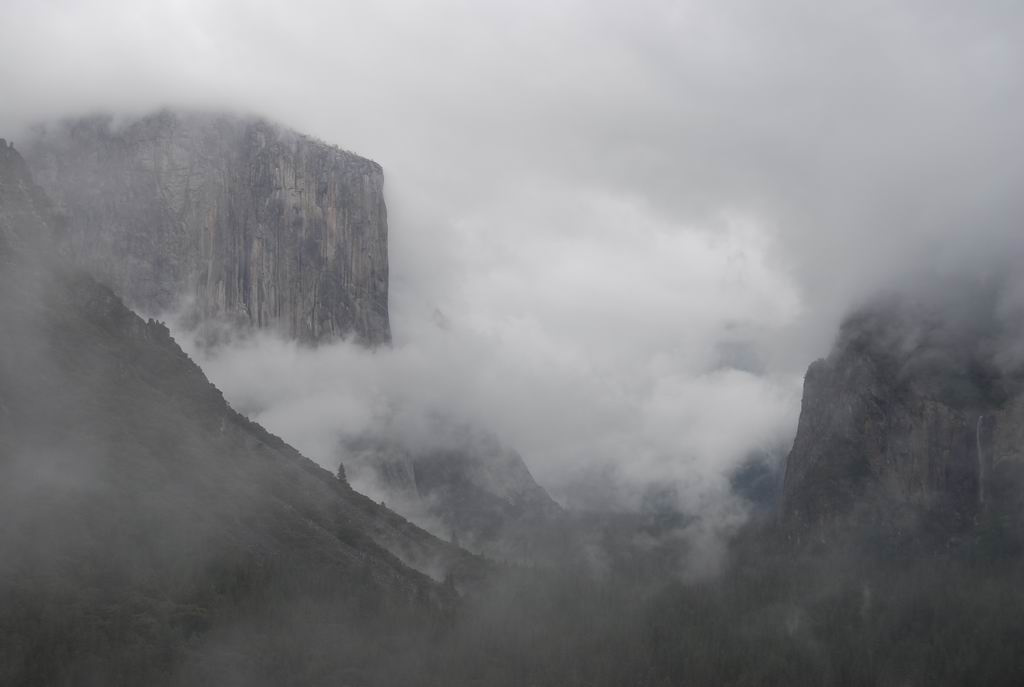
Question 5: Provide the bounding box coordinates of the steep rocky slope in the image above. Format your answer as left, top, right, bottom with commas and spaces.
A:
782, 295, 1024, 532
24, 110, 390, 344
22, 110, 572, 562
344, 421, 565, 559
0, 142, 479, 685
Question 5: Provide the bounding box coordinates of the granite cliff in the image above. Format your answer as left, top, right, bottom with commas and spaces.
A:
782, 294, 1024, 536
0, 138, 55, 255
24, 110, 390, 344
0, 141, 485, 684
22, 112, 572, 563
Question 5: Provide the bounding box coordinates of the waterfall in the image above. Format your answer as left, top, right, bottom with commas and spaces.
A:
977, 415, 985, 507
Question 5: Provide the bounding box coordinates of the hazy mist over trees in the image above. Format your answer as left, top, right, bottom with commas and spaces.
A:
3, 1, 1024, 685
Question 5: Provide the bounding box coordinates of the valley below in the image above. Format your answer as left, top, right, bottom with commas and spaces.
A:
4, 105, 1024, 687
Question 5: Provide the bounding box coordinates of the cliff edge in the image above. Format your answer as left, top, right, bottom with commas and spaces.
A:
24, 110, 390, 344
782, 293, 1024, 533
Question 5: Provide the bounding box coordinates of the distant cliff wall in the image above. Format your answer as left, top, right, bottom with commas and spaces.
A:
781, 298, 1024, 526
342, 419, 565, 559
0, 137, 56, 257
24, 110, 390, 344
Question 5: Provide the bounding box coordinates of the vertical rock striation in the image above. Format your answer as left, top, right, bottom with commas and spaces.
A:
24, 110, 390, 344
781, 297, 1024, 527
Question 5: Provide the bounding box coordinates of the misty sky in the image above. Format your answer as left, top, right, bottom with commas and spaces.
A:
3, 0, 1024, 511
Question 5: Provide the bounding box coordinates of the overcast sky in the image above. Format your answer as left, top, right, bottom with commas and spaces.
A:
3, 0, 1024, 512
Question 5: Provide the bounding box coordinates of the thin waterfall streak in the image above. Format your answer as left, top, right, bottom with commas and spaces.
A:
977, 415, 985, 506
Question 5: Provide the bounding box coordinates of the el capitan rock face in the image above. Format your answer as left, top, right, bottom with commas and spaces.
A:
19, 112, 576, 560
24, 110, 390, 344
1, 141, 491, 684
781, 295, 1024, 530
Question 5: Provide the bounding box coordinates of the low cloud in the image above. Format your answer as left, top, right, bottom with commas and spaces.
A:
175, 205, 801, 513
5, 0, 1024, 525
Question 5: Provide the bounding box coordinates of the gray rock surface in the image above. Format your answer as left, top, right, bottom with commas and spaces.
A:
23, 110, 390, 344
0, 137, 56, 256
0, 141, 496, 683
342, 419, 565, 560
782, 297, 1024, 527
1, 138, 476, 581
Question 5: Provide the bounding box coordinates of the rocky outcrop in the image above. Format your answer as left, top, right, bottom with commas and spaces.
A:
0, 137, 57, 256
1, 137, 475, 579
0, 144, 490, 683
782, 297, 1024, 527
23, 110, 390, 344
343, 419, 565, 560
